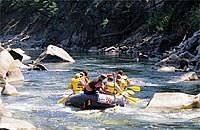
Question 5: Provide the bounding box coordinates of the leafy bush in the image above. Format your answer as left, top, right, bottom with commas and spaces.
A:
146, 6, 175, 33
11, 0, 58, 17
188, 5, 200, 32
101, 18, 109, 29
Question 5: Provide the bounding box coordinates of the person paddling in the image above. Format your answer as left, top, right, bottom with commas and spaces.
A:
79, 70, 90, 86
68, 73, 83, 94
104, 75, 115, 95
116, 74, 127, 91
84, 74, 107, 95
117, 70, 131, 90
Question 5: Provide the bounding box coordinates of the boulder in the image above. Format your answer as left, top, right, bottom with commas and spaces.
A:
28, 63, 48, 71
0, 50, 24, 82
168, 71, 198, 83
0, 74, 6, 88
8, 49, 23, 61
157, 66, 176, 72
1, 83, 18, 95
145, 92, 200, 112
14, 59, 30, 69
33, 44, 75, 64
10, 48, 31, 61
154, 54, 181, 68
180, 71, 199, 81
104, 46, 118, 52
154, 30, 200, 72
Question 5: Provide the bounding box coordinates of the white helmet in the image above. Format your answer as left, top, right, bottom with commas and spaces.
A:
122, 75, 128, 80
75, 73, 81, 77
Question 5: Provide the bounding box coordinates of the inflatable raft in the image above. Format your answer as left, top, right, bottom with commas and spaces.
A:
65, 93, 126, 109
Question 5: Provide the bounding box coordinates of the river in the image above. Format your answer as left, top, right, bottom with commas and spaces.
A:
1, 50, 200, 130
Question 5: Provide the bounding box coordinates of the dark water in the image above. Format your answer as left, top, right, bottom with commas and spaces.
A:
1, 51, 200, 130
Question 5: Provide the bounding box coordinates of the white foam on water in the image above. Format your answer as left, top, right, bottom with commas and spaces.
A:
18, 91, 31, 95
59, 105, 102, 116
48, 69, 70, 72
134, 108, 200, 123
6, 103, 38, 112
130, 77, 161, 86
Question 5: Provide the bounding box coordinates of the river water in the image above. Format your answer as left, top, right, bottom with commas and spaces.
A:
1, 51, 200, 130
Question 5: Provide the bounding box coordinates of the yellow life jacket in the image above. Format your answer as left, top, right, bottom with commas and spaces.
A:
70, 77, 83, 91
117, 79, 127, 91
105, 81, 115, 93
122, 75, 130, 86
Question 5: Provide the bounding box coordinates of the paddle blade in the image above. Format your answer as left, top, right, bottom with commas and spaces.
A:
115, 93, 121, 97
125, 90, 135, 95
129, 86, 141, 92
116, 90, 134, 97
126, 96, 139, 104
57, 97, 67, 104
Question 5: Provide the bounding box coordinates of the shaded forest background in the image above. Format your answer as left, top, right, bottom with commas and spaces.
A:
0, 0, 200, 54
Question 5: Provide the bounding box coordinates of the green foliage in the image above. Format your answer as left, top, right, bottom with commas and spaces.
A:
11, 0, 30, 9
188, 5, 200, 32
42, 1, 58, 16
101, 18, 109, 28
11, 0, 58, 17
146, 6, 175, 33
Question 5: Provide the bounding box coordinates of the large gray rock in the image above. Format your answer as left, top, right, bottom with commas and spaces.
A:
0, 74, 6, 88
0, 49, 24, 82
157, 66, 177, 72
145, 92, 200, 112
154, 54, 181, 68
1, 83, 18, 95
168, 71, 198, 83
153, 30, 200, 72
8, 48, 31, 61
33, 44, 75, 64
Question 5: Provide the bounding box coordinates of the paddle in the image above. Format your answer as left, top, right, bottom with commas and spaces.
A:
116, 86, 140, 104
126, 90, 135, 95
126, 96, 139, 104
115, 89, 138, 104
57, 93, 73, 104
128, 85, 141, 92
115, 90, 138, 104
115, 90, 134, 97
113, 73, 117, 101
126, 86, 140, 104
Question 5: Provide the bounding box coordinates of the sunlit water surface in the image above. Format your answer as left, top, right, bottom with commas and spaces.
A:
1, 51, 200, 130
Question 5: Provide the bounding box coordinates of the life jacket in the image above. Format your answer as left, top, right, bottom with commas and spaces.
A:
122, 75, 130, 86
105, 81, 115, 93
70, 77, 83, 91
117, 79, 127, 91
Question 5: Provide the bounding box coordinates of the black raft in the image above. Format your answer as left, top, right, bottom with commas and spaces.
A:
65, 93, 126, 110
